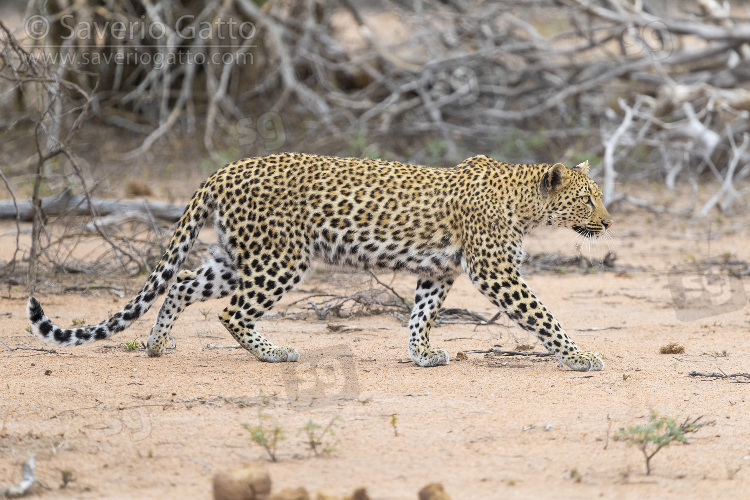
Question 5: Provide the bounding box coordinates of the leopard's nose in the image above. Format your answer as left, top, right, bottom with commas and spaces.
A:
603, 220, 613, 230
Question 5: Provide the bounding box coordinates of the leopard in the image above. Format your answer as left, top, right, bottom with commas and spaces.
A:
27, 153, 612, 371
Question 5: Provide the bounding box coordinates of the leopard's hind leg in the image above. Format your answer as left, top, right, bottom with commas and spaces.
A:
218, 245, 310, 363
408, 276, 455, 367
147, 245, 237, 356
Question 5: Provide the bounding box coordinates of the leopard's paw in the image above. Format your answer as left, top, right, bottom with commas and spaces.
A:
563, 351, 604, 371
258, 346, 300, 363
411, 347, 450, 367
146, 332, 167, 357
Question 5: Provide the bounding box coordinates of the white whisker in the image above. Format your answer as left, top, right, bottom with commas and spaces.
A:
602, 229, 620, 254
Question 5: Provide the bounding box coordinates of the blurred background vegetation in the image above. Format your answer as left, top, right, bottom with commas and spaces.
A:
1, 0, 750, 285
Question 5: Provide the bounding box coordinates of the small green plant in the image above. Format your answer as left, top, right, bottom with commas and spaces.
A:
300, 416, 342, 456
201, 147, 239, 173
615, 412, 710, 475
568, 468, 582, 483
60, 469, 73, 488
70, 318, 85, 326
494, 130, 549, 163
124, 339, 141, 351
390, 414, 398, 437
423, 137, 449, 165
243, 412, 285, 462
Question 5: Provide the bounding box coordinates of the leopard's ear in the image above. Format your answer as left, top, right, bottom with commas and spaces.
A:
548, 163, 567, 187
540, 163, 568, 197
574, 160, 590, 175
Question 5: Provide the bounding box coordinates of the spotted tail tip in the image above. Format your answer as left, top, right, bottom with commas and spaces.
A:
27, 296, 44, 324
26, 296, 100, 345
26, 295, 51, 340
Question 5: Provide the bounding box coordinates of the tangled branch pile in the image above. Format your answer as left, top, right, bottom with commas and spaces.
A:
0, 20, 200, 286
20, 1, 750, 203
2, 0, 750, 284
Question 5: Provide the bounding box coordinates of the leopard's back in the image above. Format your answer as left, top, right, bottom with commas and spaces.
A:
209, 153, 463, 276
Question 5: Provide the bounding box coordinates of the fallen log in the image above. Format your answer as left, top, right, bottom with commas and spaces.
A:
0, 187, 186, 222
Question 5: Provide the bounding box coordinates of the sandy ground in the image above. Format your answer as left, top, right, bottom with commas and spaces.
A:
1, 210, 750, 499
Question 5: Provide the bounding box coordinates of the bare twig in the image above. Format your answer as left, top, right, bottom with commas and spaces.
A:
689, 370, 750, 383
206, 344, 241, 350
367, 271, 412, 311
1, 341, 62, 354
699, 132, 750, 217
0, 167, 21, 273
464, 348, 553, 357
602, 98, 640, 204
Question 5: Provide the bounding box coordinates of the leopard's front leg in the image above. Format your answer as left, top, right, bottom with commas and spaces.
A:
463, 259, 603, 372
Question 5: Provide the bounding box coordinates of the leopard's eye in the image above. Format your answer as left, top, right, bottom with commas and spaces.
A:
579, 195, 593, 206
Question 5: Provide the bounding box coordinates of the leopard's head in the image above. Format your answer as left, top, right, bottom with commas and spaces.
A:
540, 161, 612, 237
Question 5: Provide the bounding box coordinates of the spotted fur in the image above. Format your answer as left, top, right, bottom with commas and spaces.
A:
27, 153, 612, 370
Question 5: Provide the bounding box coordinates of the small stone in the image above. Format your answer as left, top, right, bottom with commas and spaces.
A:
213, 465, 271, 500
418, 483, 451, 500
315, 487, 370, 500
348, 488, 371, 500
126, 180, 153, 197
270, 487, 310, 500
659, 342, 684, 354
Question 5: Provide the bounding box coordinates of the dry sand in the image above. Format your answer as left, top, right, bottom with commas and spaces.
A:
1, 211, 749, 499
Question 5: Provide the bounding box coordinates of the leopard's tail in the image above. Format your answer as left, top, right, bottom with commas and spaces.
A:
26, 181, 216, 346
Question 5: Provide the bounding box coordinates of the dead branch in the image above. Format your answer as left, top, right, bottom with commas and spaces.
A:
574, 326, 624, 332
367, 271, 412, 311
0, 167, 21, 272
603, 98, 640, 204
0, 188, 186, 222
235, 0, 334, 127
1, 340, 62, 355
464, 348, 553, 358
565, 0, 750, 42
699, 131, 750, 217
523, 251, 636, 274
689, 370, 750, 383
302, 288, 408, 320
206, 344, 241, 350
